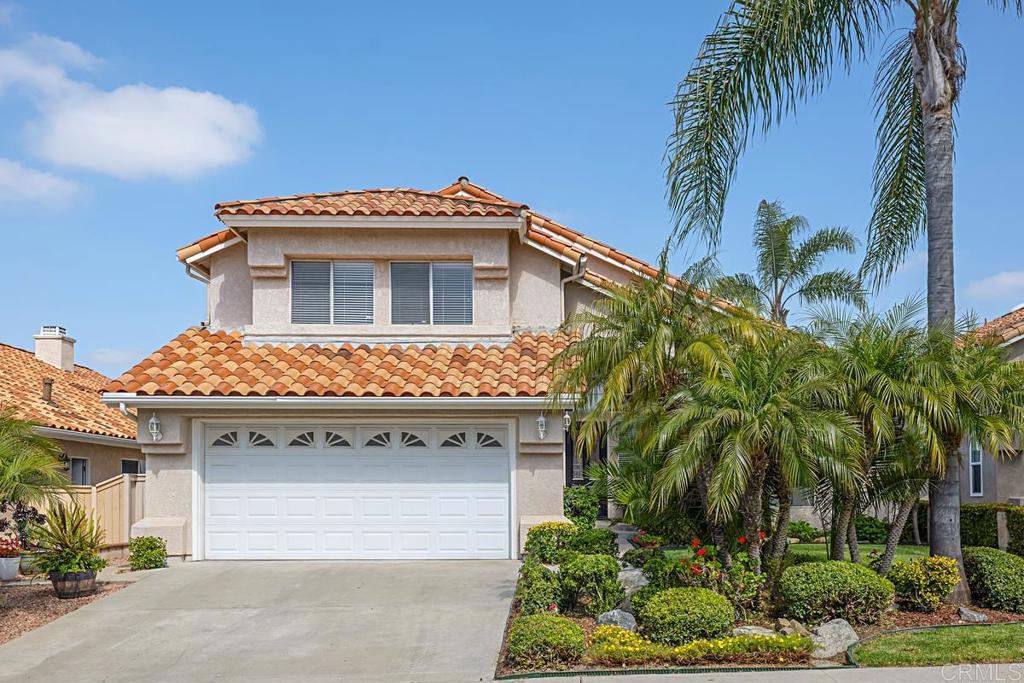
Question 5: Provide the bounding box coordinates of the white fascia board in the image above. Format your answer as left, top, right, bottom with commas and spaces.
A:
1000, 333, 1024, 348
185, 236, 244, 265
523, 239, 580, 267
219, 215, 522, 230
34, 426, 138, 448
101, 393, 575, 409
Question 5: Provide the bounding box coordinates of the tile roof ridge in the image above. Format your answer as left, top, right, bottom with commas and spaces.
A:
0, 341, 104, 377
214, 187, 526, 211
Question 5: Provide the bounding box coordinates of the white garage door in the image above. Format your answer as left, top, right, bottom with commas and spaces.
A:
201, 423, 511, 560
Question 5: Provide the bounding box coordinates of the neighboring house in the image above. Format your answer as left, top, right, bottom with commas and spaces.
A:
103, 178, 669, 561
959, 306, 1024, 505
1, 326, 142, 485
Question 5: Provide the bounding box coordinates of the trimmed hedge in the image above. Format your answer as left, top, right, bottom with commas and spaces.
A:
567, 527, 618, 557
636, 587, 734, 645
515, 557, 560, 615
523, 521, 577, 563
559, 553, 624, 616
506, 613, 585, 669
128, 535, 167, 571
779, 561, 894, 625
962, 546, 1024, 613
901, 502, 1024, 557
888, 556, 961, 612
563, 486, 599, 529
587, 625, 813, 667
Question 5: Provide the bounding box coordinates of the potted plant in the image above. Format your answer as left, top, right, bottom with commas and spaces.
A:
31, 503, 107, 599
0, 535, 20, 580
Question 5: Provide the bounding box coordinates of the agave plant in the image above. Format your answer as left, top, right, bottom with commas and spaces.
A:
31, 503, 107, 575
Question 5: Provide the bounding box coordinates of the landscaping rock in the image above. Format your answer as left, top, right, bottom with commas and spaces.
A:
958, 606, 989, 623
732, 625, 776, 637
617, 567, 649, 595
597, 609, 637, 631
810, 619, 859, 659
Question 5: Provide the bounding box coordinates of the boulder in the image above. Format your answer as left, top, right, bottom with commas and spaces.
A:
810, 619, 859, 659
958, 606, 989, 623
597, 609, 637, 631
618, 567, 649, 595
732, 625, 776, 637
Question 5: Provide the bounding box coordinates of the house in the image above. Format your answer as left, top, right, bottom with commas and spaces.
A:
103, 178, 669, 561
0, 326, 142, 484
959, 305, 1024, 504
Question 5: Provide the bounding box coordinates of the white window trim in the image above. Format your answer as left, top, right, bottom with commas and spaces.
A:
389, 260, 473, 325
290, 259, 374, 325
69, 456, 90, 486
969, 439, 984, 497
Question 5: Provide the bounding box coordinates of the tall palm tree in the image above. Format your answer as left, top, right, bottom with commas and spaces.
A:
0, 408, 65, 507
715, 200, 864, 326
666, 0, 1023, 593
654, 328, 860, 572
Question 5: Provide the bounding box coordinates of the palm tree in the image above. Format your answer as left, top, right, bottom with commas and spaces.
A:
0, 408, 65, 507
810, 298, 940, 573
666, 0, 1023, 594
715, 200, 864, 326
654, 328, 860, 572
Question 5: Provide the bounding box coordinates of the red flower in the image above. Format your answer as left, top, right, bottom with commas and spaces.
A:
548, 603, 558, 611
696, 547, 707, 557
738, 535, 747, 544
691, 538, 701, 548
758, 530, 767, 541
690, 565, 704, 575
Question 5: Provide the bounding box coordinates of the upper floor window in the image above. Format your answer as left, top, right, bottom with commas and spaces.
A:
291, 261, 374, 325
969, 439, 983, 497
391, 262, 472, 325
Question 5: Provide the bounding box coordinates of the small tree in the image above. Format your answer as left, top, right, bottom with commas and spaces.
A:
0, 408, 66, 546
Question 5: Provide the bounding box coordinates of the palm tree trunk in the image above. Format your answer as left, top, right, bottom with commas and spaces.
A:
696, 461, 732, 568
741, 457, 769, 573
911, 501, 922, 545
768, 474, 791, 562
831, 497, 853, 561
847, 506, 860, 564
931, 436, 971, 603
877, 496, 917, 576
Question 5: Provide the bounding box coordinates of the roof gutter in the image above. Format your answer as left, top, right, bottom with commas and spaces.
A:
560, 255, 588, 322
101, 393, 575, 409
34, 426, 138, 448
184, 262, 210, 284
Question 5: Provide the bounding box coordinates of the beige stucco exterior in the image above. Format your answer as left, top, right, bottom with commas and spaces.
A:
54, 435, 143, 486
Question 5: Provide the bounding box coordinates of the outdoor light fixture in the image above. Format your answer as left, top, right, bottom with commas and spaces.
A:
148, 413, 163, 442
563, 410, 572, 432
536, 414, 547, 440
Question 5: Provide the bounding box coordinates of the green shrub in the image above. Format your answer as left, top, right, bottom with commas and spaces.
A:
779, 561, 894, 625
855, 515, 888, 544
887, 556, 960, 612
515, 557, 560, 614
523, 521, 577, 563
559, 553, 624, 616
128, 535, 167, 571
787, 521, 821, 544
1008, 508, 1024, 557
587, 625, 812, 666
506, 613, 585, 669
567, 527, 618, 557
636, 587, 734, 645
963, 546, 1024, 613
622, 546, 660, 568
961, 504, 1002, 548
563, 486, 599, 529
628, 583, 661, 614
642, 551, 683, 589
30, 503, 107, 576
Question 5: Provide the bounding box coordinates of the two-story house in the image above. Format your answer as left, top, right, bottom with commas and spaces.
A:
104, 178, 665, 561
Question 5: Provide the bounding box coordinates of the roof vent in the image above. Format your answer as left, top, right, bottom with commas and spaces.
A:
41, 378, 54, 404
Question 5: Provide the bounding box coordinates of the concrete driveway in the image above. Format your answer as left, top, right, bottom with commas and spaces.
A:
0, 560, 518, 683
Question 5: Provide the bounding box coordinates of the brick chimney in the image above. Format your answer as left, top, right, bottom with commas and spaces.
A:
34, 325, 76, 371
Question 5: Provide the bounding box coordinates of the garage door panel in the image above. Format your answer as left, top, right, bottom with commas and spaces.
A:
204, 423, 511, 560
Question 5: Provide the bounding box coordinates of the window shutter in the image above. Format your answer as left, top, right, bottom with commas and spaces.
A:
291, 261, 331, 324
391, 263, 431, 324
431, 262, 473, 325
333, 262, 374, 324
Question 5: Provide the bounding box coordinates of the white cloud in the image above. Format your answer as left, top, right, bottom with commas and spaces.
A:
0, 158, 79, 206
0, 33, 262, 180
967, 271, 1024, 301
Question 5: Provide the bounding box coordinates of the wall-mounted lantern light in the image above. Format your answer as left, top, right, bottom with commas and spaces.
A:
536, 414, 547, 440
563, 410, 572, 432
148, 413, 163, 442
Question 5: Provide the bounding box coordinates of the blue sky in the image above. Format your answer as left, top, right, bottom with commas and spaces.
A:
0, 1, 1021, 377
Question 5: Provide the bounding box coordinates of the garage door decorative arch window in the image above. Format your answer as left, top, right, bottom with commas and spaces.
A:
476, 431, 503, 449
248, 431, 275, 448
400, 431, 428, 448
439, 431, 466, 448
325, 430, 353, 448
211, 431, 238, 447
364, 431, 391, 448
287, 431, 316, 448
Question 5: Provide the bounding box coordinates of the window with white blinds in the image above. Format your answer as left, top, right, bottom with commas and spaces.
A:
390, 261, 473, 325
291, 260, 374, 324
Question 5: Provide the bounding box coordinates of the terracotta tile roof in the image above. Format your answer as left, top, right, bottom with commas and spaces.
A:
0, 343, 136, 439
106, 328, 569, 398
214, 188, 525, 218
976, 306, 1024, 345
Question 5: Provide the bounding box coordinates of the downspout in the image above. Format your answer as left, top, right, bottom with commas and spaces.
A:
560, 255, 588, 323
184, 263, 210, 284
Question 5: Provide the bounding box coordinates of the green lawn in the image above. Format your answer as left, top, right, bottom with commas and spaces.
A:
853, 624, 1024, 667
664, 542, 928, 565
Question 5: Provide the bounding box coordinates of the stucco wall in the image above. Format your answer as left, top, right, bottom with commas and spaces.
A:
509, 239, 562, 330
134, 407, 566, 559
564, 281, 600, 318
208, 245, 253, 330
57, 439, 143, 486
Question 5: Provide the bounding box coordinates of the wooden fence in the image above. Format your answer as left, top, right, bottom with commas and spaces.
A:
40, 474, 145, 550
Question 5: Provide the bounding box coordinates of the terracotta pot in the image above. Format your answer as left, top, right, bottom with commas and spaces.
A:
0, 556, 19, 581
49, 570, 97, 599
